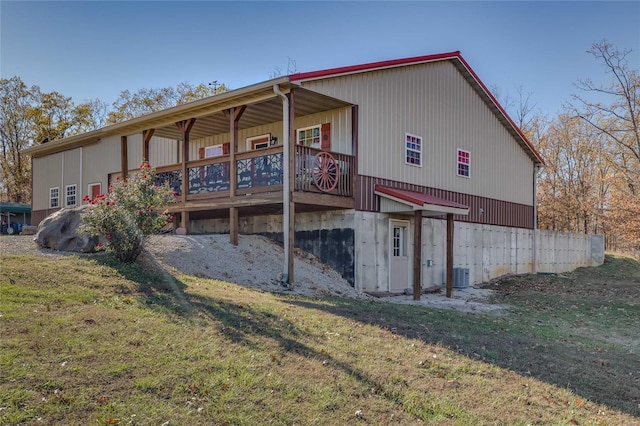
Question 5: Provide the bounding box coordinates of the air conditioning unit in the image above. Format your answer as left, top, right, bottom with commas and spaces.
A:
453, 268, 470, 288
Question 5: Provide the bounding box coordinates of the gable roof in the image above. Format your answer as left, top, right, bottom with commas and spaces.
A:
290, 51, 544, 166
23, 51, 543, 166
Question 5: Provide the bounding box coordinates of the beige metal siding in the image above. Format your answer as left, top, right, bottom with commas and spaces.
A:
302, 61, 533, 206
126, 134, 179, 169
32, 153, 63, 211
63, 148, 82, 206
82, 136, 121, 196
190, 108, 352, 158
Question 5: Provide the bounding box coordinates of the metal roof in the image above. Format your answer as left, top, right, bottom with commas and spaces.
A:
0, 202, 32, 214
22, 51, 543, 166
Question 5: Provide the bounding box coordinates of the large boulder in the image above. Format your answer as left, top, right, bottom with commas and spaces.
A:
34, 205, 99, 253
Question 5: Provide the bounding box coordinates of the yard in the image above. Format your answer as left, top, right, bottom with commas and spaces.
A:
1, 245, 638, 425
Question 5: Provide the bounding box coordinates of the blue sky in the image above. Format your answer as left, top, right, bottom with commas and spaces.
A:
1, 1, 639, 119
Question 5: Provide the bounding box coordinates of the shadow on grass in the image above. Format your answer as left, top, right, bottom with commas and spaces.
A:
95, 251, 639, 418
283, 296, 640, 418
94, 253, 402, 409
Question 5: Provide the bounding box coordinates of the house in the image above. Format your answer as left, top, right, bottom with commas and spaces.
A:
24, 51, 601, 297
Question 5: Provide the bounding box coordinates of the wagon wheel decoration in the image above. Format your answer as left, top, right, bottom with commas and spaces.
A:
312, 151, 339, 193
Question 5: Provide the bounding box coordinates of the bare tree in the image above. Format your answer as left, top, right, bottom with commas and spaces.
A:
572, 40, 640, 191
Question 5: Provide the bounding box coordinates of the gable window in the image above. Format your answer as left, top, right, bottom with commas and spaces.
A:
66, 184, 77, 207
297, 125, 321, 148
49, 187, 60, 208
457, 149, 470, 178
405, 133, 422, 167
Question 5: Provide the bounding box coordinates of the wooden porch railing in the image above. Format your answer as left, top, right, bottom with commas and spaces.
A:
294, 145, 354, 197
154, 145, 354, 200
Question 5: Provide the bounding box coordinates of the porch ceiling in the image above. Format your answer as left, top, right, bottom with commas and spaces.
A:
153, 87, 352, 141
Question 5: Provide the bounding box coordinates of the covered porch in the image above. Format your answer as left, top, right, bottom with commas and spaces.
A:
115, 82, 358, 283
375, 185, 470, 300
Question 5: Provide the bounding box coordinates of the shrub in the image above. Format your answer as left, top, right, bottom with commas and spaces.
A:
82, 163, 176, 263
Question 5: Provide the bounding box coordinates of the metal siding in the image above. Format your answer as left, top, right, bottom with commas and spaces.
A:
63, 148, 81, 190
32, 154, 62, 211
358, 175, 533, 229
302, 61, 534, 206
190, 108, 352, 158
83, 136, 122, 196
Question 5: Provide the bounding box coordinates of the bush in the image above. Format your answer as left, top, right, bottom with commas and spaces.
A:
82, 163, 176, 263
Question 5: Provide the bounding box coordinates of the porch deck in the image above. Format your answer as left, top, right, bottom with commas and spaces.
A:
155, 144, 355, 218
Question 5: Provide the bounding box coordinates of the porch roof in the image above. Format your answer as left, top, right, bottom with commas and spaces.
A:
374, 185, 469, 217
22, 79, 352, 157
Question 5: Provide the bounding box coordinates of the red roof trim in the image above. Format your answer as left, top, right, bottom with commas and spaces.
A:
289, 51, 461, 82
375, 185, 468, 210
289, 51, 544, 165
454, 55, 545, 165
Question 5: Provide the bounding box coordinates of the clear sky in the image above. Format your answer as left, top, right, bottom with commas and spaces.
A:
1, 1, 639, 119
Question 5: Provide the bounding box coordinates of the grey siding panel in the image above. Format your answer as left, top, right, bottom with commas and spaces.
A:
302, 61, 534, 205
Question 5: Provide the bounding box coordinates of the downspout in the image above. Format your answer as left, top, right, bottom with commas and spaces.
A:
79, 148, 83, 204
532, 164, 541, 274
273, 84, 290, 283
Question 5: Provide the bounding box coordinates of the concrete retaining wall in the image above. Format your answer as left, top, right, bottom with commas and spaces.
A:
353, 212, 604, 292
189, 211, 605, 292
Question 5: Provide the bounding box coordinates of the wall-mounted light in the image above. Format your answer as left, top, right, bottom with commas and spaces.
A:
270, 136, 278, 146
479, 208, 485, 215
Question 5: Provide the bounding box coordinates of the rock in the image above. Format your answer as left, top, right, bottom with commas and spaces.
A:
34, 205, 99, 253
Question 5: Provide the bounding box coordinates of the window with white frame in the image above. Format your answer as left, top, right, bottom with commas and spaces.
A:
405, 133, 422, 166
297, 125, 321, 148
66, 184, 77, 207
49, 187, 60, 208
457, 149, 470, 178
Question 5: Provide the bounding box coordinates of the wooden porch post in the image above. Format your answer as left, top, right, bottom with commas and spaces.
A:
287, 91, 296, 283
446, 213, 454, 298
413, 210, 422, 300
176, 118, 196, 231
228, 105, 246, 246
120, 136, 128, 180
142, 129, 155, 164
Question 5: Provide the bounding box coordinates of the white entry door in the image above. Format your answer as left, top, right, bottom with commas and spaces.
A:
389, 220, 410, 292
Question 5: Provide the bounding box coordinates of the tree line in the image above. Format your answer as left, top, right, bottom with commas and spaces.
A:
0, 80, 226, 203
0, 41, 638, 251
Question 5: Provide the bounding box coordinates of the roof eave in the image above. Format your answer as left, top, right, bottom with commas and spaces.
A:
22, 76, 291, 157
290, 52, 544, 166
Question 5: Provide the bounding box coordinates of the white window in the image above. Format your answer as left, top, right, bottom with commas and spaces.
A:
457, 149, 470, 178
49, 187, 59, 208
205, 144, 223, 158
65, 184, 77, 207
297, 125, 321, 148
405, 133, 422, 167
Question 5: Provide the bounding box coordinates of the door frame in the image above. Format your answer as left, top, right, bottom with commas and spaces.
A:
388, 219, 411, 292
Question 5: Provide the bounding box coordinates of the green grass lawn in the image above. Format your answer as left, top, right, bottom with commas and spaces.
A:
1, 253, 639, 425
